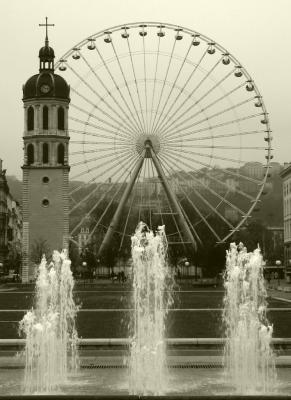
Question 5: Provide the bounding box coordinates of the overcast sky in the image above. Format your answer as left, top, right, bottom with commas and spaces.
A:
1, 0, 290, 178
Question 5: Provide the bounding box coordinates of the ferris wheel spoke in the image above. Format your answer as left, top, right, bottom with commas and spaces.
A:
166, 146, 244, 166
164, 148, 257, 202
68, 61, 140, 138
163, 97, 255, 140
160, 153, 234, 230
157, 151, 202, 246
70, 146, 133, 167
151, 40, 193, 136
70, 150, 137, 195
94, 45, 144, 135
110, 41, 146, 133
166, 112, 264, 141
158, 154, 222, 241
118, 184, 137, 251
159, 66, 234, 138
155, 162, 185, 247
70, 103, 133, 141
70, 144, 132, 156
167, 148, 249, 216
78, 52, 140, 136
165, 129, 266, 144
158, 55, 223, 137
86, 160, 141, 244
148, 37, 161, 134
144, 159, 150, 227
69, 116, 137, 144
125, 36, 148, 133
166, 143, 266, 151
149, 158, 164, 227
69, 128, 129, 144
180, 203, 203, 246
67, 63, 138, 137
70, 154, 140, 235
70, 165, 124, 213
155, 47, 209, 138
70, 140, 129, 146
163, 146, 263, 187
161, 81, 245, 138
142, 35, 149, 133
120, 164, 144, 249
164, 148, 246, 216
149, 39, 177, 133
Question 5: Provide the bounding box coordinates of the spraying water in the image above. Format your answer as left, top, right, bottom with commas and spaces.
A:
129, 222, 173, 395
223, 242, 276, 394
19, 250, 78, 393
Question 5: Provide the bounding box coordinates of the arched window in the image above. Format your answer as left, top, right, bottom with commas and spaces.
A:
27, 144, 34, 165
58, 107, 65, 130
27, 107, 34, 131
57, 143, 65, 164
43, 143, 49, 164
43, 106, 48, 129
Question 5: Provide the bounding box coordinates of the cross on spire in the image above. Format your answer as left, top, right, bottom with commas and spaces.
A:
39, 17, 55, 46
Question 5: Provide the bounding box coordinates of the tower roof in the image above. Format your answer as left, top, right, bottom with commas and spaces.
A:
23, 72, 70, 100
22, 18, 70, 101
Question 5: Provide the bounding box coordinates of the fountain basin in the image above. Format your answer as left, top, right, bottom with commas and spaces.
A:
1, 342, 291, 397
1, 363, 291, 397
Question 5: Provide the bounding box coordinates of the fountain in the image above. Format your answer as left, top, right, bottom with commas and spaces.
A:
19, 250, 78, 394
129, 222, 173, 395
223, 242, 277, 394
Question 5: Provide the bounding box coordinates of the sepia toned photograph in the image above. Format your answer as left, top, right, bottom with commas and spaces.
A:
0, 0, 291, 397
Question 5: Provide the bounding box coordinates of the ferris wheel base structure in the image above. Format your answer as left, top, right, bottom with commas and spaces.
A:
97, 140, 198, 257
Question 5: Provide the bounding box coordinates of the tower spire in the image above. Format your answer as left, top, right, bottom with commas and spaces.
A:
38, 17, 55, 71
39, 17, 55, 47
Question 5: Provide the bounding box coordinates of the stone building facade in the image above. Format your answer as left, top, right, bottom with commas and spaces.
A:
0, 160, 22, 274
281, 163, 291, 276
21, 32, 70, 282
0, 160, 9, 270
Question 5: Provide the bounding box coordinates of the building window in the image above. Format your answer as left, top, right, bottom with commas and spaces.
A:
27, 144, 34, 165
42, 176, 50, 184
57, 143, 65, 164
27, 107, 34, 131
43, 106, 48, 130
58, 107, 65, 130
43, 143, 49, 164
42, 198, 50, 207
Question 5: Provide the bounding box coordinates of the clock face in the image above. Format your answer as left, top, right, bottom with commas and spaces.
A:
40, 84, 51, 94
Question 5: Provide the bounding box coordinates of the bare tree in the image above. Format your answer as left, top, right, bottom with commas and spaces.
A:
30, 238, 50, 264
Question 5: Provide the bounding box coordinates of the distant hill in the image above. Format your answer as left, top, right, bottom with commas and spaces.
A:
6, 172, 284, 228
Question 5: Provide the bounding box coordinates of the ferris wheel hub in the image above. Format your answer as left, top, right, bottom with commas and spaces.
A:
136, 134, 160, 157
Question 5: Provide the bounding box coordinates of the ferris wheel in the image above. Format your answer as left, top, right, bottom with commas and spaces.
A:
56, 22, 272, 256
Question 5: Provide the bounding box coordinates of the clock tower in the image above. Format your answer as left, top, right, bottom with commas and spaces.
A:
21, 19, 70, 282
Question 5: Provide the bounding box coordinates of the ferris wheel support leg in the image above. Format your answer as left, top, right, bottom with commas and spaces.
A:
97, 150, 146, 257
148, 142, 197, 253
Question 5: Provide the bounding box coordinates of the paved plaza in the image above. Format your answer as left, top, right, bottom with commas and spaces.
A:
0, 283, 290, 339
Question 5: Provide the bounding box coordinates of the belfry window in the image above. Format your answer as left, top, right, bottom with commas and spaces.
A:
43, 143, 49, 164
58, 107, 65, 130
27, 107, 34, 131
57, 143, 65, 164
27, 144, 34, 165
43, 106, 48, 129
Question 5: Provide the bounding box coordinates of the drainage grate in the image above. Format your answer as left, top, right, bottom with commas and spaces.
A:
81, 364, 127, 369
170, 363, 223, 368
